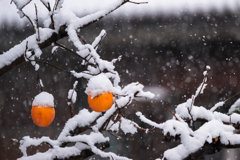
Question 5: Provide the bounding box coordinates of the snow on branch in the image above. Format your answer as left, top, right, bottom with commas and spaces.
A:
0, 0, 137, 77
13, 1, 154, 159
136, 66, 240, 160
17, 59, 154, 159
11, 0, 32, 11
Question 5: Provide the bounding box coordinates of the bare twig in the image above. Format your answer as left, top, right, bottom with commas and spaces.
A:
48, 3, 55, 29
77, 34, 88, 44
40, 0, 48, 9
55, 43, 89, 62
35, 4, 40, 41
53, 0, 61, 11
15, 0, 33, 10
22, 11, 35, 32
99, 111, 118, 132
128, 1, 148, 4
224, 92, 240, 103
164, 103, 179, 121
25, 46, 71, 74
40, 1, 55, 29
107, 112, 120, 130
38, 60, 71, 73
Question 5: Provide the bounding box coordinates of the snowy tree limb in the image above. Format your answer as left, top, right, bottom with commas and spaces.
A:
0, 0, 134, 77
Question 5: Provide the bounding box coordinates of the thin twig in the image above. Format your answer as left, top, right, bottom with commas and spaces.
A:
120, 112, 155, 131
128, 1, 148, 4
40, 1, 55, 29
224, 92, 240, 103
212, 92, 240, 112
55, 43, 88, 61
38, 60, 71, 73
164, 103, 179, 121
22, 11, 35, 31
107, 113, 120, 130
99, 111, 118, 132
48, 3, 55, 29
15, 0, 33, 10
40, 0, 48, 9
77, 34, 88, 44
25, 50, 71, 74
35, 3, 40, 41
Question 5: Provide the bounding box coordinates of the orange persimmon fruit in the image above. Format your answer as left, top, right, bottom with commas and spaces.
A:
88, 92, 114, 112
31, 105, 55, 127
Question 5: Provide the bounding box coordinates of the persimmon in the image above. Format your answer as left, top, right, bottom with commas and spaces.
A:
31, 92, 55, 127
31, 106, 55, 127
88, 92, 114, 112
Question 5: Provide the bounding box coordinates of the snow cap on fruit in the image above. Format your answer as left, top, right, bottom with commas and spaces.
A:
85, 74, 114, 98
32, 91, 54, 107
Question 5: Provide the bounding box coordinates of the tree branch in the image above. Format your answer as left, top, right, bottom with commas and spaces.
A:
0, 0, 131, 77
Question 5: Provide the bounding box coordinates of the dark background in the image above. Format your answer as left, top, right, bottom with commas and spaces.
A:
1, 8, 240, 160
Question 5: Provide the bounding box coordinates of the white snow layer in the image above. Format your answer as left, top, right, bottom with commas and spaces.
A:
19, 109, 132, 160
137, 111, 240, 160
120, 117, 138, 134
135, 67, 240, 160
85, 74, 115, 97
228, 98, 240, 114
68, 81, 78, 104
32, 91, 54, 107
0, 28, 55, 69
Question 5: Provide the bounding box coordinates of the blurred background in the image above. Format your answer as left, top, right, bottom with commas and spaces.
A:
1, 0, 240, 159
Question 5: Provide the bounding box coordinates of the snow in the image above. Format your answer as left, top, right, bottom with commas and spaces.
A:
68, 81, 78, 104
58, 109, 101, 140
121, 82, 155, 99
5, 0, 240, 160
0, 28, 55, 70
137, 110, 240, 160
85, 74, 115, 98
120, 118, 138, 134
228, 98, 240, 114
92, 30, 106, 48
107, 120, 120, 132
206, 65, 211, 70
230, 113, 240, 124
51, 46, 58, 53
210, 101, 225, 112
136, 69, 240, 160
19, 108, 132, 160
32, 91, 54, 107
68, 89, 77, 104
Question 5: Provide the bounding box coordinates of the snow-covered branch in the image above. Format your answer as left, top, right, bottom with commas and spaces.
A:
11, 1, 154, 160
136, 66, 240, 160
0, 0, 134, 77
